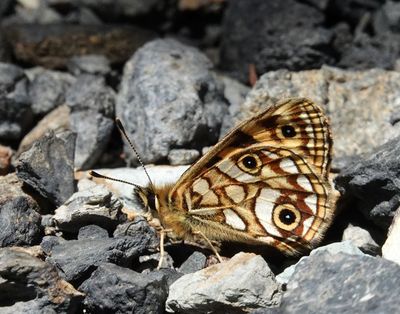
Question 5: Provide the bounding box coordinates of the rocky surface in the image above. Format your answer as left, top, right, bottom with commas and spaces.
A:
1, 0, 400, 312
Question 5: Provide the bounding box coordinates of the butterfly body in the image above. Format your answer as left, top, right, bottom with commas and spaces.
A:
136, 98, 336, 256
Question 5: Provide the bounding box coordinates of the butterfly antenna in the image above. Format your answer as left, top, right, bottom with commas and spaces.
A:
115, 118, 155, 192
89, 170, 142, 189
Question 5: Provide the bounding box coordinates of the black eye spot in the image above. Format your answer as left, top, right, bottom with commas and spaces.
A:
242, 156, 257, 169
279, 209, 296, 225
148, 193, 156, 211
281, 125, 296, 138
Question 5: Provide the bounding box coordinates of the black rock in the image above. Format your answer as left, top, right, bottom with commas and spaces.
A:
113, 216, 158, 242
0, 63, 32, 143
0, 247, 84, 312
0, 173, 43, 247
276, 251, 400, 313
78, 224, 109, 240
16, 130, 76, 208
116, 38, 228, 164
335, 136, 400, 229
48, 231, 159, 285
80, 263, 168, 314
219, 0, 334, 82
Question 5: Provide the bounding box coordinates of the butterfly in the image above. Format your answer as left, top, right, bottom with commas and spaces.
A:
92, 98, 336, 258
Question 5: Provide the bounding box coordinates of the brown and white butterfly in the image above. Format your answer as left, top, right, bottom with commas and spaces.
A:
113, 97, 337, 257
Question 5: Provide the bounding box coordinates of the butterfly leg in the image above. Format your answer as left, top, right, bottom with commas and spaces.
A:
193, 230, 223, 263
157, 228, 173, 270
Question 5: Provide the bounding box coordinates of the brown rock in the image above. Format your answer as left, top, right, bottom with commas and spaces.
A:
0, 145, 12, 175
6, 24, 156, 69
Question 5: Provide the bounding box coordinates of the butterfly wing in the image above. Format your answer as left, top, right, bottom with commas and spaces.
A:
169, 98, 334, 254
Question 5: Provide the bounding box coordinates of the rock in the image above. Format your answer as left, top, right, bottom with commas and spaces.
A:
342, 224, 380, 255
0, 145, 12, 175
17, 105, 70, 155
168, 149, 200, 165
0, 247, 84, 313
87, 165, 188, 212
0, 63, 32, 143
48, 227, 159, 285
116, 38, 228, 164
373, 0, 400, 35
67, 54, 111, 76
113, 216, 158, 241
338, 33, 400, 70
78, 224, 109, 240
166, 252, 281, 313
276, 251, 400, 313
40, 235, 65, 255
382, 208, 400, 266
0, 173, 43, 247
335, 136, 400, 229
219, 0, 333, 83
6, 24, 156, 68
139, 251, 175, 270
16, 130, 76, 208
221, 66, 400, 169
53, 183, 126, 233
178, 251, 207, 274
276, 241, 363, 284
66, 75, 114, 117
66, 75, 115, 169
79, 263, 168, 314
26, 67, 76, 117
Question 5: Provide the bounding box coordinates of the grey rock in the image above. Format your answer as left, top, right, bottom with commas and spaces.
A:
342, 224, 380, 255
0, 247, 84, 313
335, 136, 400, 229
0, 145, 12, 175
40, 235, 65, 255
116, 38, 228, 164
166, 252, 281, 313
220, 0, 333, 82
276, 241, 364, 284
168, 149, 200, 165
113, 217, 158, 244
79, 263, 168, 314
67, 54, 111, 76
178, 251, 207, 274
222, 67, 400, 169
373, 0, 400, 35
26, 67, 76, 117
382, 208, 400, 266
48, 229, 158, 284
66, 75, 115, 117
277, 251, 400, 313
70, 110, 114, 169
139, 251, 175, 270
157, 268, 184, 287
0, 63, 32, 142
16, 130, 76, 207
78, 224, 109, 240
53, 183, 126, 233
0, 173, 43, 247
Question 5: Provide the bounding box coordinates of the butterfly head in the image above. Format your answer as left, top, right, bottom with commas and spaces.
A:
135, 186, 158, 213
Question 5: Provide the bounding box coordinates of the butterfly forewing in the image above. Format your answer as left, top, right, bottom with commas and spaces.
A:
168, 98, 334, 255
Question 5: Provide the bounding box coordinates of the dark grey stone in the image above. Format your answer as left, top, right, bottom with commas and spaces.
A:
66, 75, 115, 118
48, 231, 159, 284
113, 216, 158, 242
335, 136, 400, 229
78, 224, 109, 240
0, 63, 32, 142
70, 110, 114, 169
178, 251, 207, 274
80, 263, 168, 314
16, 130, 76, 207
27, 67, 75, 117
277, 251, 400, 313
219, 0, 333, 82
67, 54, 111, 76
373, 0, 400, 35
116, 38, 228, 164
0, 196, 42, 247
40, 235, 65, 255
0, 247, 84, 312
